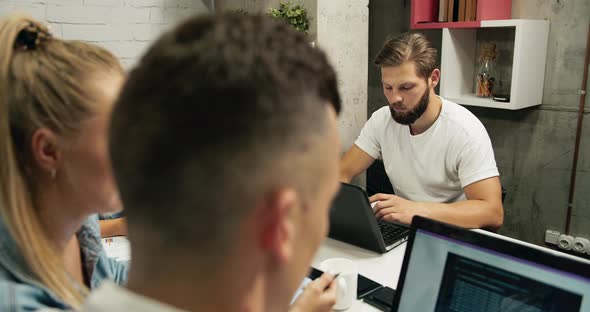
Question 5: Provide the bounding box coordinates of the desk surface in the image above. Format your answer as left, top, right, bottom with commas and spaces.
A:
312, 238, 406, 311
102, 236, 405, 311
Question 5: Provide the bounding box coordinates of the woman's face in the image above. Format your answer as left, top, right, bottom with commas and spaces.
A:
58, 74, 125, 215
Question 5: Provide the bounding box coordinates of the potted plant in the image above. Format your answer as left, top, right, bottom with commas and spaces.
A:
267, 1, 310, 36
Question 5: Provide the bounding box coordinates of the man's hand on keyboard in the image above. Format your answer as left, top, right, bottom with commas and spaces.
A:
370, 193, 429, 225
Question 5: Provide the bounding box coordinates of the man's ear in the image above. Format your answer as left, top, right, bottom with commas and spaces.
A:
429, 68, 441, 89
31, 128, 61, 176
259, 188, 299, 264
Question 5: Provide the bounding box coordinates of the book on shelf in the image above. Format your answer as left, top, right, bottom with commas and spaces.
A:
465, 0, 477, 21
453, 0, 459, 22
447, 0, 454, 22
465, 0, 473, 21
438, 0, 448, 22
458, 0, 466, 21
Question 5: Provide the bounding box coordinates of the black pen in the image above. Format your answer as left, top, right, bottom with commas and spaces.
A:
325, 273, 340, 290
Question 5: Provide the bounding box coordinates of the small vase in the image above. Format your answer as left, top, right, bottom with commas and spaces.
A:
476, 42, 497, 98
476, 58, 496, 98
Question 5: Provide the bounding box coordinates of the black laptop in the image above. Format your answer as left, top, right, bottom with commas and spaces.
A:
328, 182, 409, 254
387, 216, 590, 312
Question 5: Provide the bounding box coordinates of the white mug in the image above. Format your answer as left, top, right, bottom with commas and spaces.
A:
320, 258, 358, 310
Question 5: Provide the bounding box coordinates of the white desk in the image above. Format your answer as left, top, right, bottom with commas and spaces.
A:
313, 238, 406, 311
102, 236, 406, 311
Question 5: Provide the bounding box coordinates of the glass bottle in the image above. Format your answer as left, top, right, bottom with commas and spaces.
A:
476, 43, 497, 98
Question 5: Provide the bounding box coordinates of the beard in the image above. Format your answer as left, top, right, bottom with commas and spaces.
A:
389, 88, 430, 125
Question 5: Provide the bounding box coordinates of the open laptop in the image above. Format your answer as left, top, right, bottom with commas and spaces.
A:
328, 182, 409, 254
390, 216, 590, 312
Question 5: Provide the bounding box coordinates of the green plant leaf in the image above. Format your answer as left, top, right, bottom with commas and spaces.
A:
266, 1, 310, 35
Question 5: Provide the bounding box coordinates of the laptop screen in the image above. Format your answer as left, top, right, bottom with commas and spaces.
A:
395, 224, 590, 311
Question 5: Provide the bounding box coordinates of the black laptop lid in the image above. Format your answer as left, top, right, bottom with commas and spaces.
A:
392, 216, 590, 312
328, 183, 386, 253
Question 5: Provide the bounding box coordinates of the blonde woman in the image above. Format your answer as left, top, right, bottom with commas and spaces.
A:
0, 14, 128, 310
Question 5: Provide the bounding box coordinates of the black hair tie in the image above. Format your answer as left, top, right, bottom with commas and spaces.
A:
14, 23, 51, 51
15, 28, 38, 50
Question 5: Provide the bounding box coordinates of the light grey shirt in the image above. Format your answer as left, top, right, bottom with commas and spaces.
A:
81, 282, 186, 312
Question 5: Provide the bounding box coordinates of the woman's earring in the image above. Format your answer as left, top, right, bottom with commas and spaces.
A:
50, 169, 56, 180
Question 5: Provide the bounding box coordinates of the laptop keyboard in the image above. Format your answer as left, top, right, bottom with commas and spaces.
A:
378, 221, 406, 245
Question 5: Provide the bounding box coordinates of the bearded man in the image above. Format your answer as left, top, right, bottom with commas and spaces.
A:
340, 32, 503, 231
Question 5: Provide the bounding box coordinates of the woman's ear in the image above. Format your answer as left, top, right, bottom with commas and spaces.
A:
30, 128, 61, 178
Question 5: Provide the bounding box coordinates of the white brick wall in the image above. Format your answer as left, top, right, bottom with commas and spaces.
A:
0, 0, 210, 68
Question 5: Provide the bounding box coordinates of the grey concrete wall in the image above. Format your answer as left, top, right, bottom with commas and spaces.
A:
474, 0, 590, 244
317, 0, 369, 154
368, 0, 590, 245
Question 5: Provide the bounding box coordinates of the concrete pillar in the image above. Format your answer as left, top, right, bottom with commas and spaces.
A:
317, 0, 369, 154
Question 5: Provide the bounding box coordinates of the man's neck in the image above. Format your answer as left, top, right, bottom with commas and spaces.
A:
409, 92, 442, 135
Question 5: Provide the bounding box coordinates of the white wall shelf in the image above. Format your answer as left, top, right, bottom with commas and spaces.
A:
440, 19, 549, 110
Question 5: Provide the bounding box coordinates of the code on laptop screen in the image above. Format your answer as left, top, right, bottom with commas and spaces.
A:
396, 230, 590, 311
434, 253, 582, 312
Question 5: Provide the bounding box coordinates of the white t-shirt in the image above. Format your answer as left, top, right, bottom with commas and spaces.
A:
355, 97, 499, 203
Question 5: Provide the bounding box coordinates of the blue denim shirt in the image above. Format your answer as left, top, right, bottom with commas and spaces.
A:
0, 214, 129, 311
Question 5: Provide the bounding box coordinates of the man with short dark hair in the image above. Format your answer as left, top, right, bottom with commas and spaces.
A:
340, 32, 503, 230
82, 13, 342, 312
